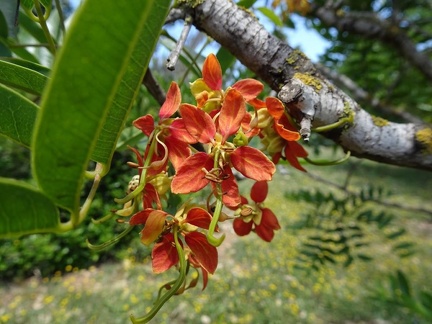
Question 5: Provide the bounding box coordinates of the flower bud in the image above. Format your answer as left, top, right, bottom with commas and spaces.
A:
257, 108, 273, 128
233, 130, 249, 147
149, 173, 171, 196
266, 136, 285, 155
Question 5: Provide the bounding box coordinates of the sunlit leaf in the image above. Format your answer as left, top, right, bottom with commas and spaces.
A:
32, 0, 171, 215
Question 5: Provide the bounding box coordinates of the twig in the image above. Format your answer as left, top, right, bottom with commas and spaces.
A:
166, 14, 193, 71
142, 68, 166, 106
54, 0, 66, 33
33, 0, 57, 55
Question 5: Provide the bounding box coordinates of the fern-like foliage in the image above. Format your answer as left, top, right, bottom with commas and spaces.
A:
286, 186, 415, 271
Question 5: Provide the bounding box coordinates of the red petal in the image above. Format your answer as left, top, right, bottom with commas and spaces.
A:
218, 88, 246, 142
152, 233, 179, 273
255, 208, 280, 242
128, 146, 144, 171
266, 97, 285, 120
165, 135, 191, 171
185, 232, 218, 274
250, 181, 268, 203
179, 104, 216, 143
248, 98, 266, 110
201, 267, 209, 290
129, 209, 153, 225
289, 140, 308, 158
171, 152, 213, 194
159, 82, 181, 120
274, 120, 301, 141
284, 143, 307, 172
188, 254, 210, 290
233, 217, 253, 236
144, 142, 168, 176
140, 210, 168, 245
169, 119, 198, 144
142, 183, 162, 210
220, 166, 241, 208
230, 146, 275, 181
202, 54, 222, 90
232, 79, 264, 101
186, 207, 213, 229
133, 114, 155, 137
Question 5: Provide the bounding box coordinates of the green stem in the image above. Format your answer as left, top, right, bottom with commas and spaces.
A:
130, 226, 186, 323
115, 131, 158, 205
54, 0, 66, 33
86, 225, 135, 251
33, 0, 56, 55
304, 151, 351, 166
312, 109, 355, 133
206, 149, 225, 247
91, 212, 116, 225
207, 196, 225, 247
76, 163, 104, 226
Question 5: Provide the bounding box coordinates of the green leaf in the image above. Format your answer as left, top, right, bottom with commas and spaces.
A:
396, 270, 411, 296
257, 7, 283, 27
32, 0, 171, 216
0, 0, 19, 38
237, 0, 259, 8
0, 178, 63, 239
0, 57, 50, 76
0, 59, 48, 94
1, 37, 40, 63
0, 9, 9, 38
217, 46, 237, 73
0, 84, 39, 147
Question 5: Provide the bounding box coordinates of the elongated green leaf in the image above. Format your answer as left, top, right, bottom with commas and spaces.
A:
91, 1, 170, 164
0, 0, 19, 38
257, 7, 283, 27
1, 37, 40, 63
0, 178, 62, 239
32, 0, 171, 215
0, 57, 50, 76
0, 84, 39, 147
0, 60, 48, 94
237, 0, 259, 8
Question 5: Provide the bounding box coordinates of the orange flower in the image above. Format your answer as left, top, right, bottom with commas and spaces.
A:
263, 97, 308, 171
170, 95, 275, 208
232, 181, 281, 242
190, 54, 264, 111
129, 206, 218, 276
133, 82, 191, 171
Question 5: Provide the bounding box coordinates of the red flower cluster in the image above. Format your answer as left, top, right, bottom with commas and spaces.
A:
120, 54, 308, 320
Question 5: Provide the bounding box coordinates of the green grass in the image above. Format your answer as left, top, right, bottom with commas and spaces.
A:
1, 157, 432, 323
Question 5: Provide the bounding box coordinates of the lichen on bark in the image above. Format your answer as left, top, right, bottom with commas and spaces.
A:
415, 128, 432, 154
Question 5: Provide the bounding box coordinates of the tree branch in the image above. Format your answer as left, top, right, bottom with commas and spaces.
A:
189, 0, 432, 171
310, 3, 432, 83
316, 64, 426, 124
